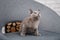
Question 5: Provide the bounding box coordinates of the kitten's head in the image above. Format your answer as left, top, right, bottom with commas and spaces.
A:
29, 9, 41, 18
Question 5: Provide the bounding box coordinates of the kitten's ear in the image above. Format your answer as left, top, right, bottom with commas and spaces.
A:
37, 9, 40, 11
29, 9, 33, 14
37, 9, 41, 14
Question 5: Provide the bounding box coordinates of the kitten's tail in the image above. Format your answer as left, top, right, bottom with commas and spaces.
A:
2, 26, 5, 34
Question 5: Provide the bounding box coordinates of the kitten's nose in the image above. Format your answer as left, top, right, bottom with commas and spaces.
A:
38, 14, 39, 16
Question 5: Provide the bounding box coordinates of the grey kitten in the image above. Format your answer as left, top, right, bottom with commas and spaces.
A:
20, 9, 41, 36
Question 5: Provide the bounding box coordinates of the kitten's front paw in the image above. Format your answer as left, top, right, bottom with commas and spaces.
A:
34, 32, 41, 36
20, 33, 26, 37
37, 33, 41, 36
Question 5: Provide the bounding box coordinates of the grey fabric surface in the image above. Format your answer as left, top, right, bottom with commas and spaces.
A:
0, 0, 60, 33
0, 33, 8, 40
0, 0, 60, 40
0, 30, 60, 40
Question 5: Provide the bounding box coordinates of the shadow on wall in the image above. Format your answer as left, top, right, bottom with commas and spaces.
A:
0, 0, 60, 33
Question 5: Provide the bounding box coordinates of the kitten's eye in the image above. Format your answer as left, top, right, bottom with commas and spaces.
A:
34, 12, 36, 14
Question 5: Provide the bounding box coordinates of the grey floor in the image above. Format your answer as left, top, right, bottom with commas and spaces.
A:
0, 0, 60, 40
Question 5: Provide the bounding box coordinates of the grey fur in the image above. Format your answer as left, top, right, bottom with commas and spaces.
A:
20, 9, 41, 36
